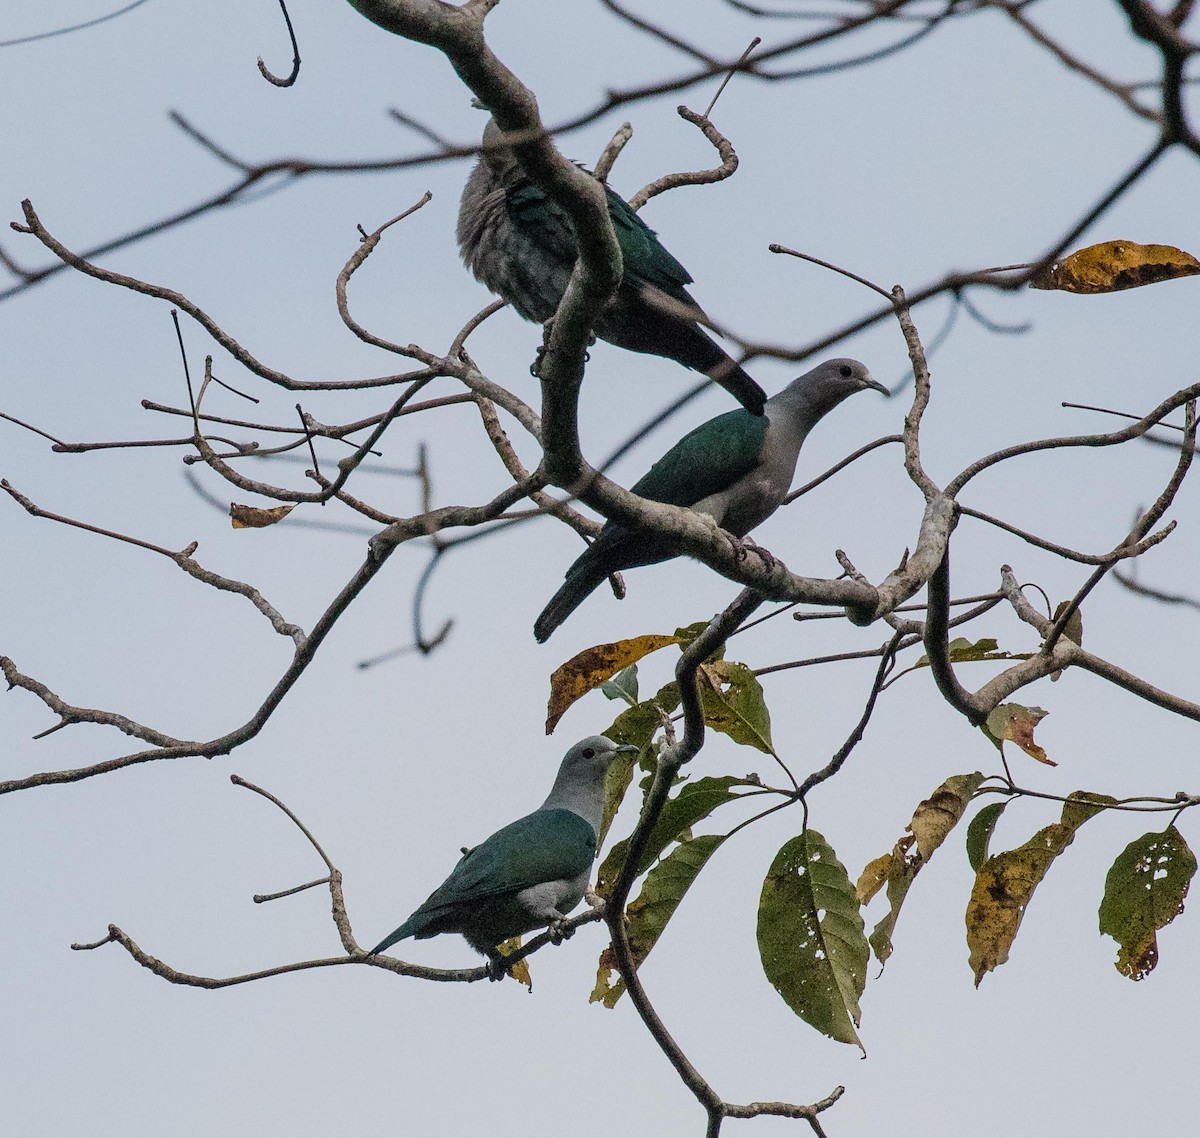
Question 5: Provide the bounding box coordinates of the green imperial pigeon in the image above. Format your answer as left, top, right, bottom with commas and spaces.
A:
369, 735, 635, 971
457, 117, 768, 415
534, 358, 887, 642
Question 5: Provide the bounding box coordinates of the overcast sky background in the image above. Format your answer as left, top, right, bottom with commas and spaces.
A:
1, 2, 1197, 1136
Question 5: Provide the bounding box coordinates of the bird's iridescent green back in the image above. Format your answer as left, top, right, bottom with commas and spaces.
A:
630, 409, 769, 508
605, 190, 694, 295
399, 808, 596, 936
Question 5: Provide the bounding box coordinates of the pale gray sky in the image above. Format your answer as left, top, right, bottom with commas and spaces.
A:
1, 3, 1197, 1136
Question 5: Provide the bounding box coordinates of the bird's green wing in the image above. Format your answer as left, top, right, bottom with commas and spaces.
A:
631, 409, 769, 508
506, 182, 578, 262
408, 809, 596, 922
605, 190, 694, 295
504, 177, 694, 296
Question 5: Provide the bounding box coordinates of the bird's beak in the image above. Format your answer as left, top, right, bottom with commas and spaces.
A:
615, 744, 639, 754
865, 376, 890, 396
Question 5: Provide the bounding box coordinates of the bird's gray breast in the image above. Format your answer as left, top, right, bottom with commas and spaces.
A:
516, 868, 590, 919
457, 166, 574, 324
692, 443, 801, 537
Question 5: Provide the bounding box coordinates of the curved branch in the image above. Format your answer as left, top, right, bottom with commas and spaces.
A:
2, 479, 305, 643
0, 0, 151, 48
11, 200, 443, 389
602, 590, 763, 1133
981, 566, 1200, 721
960, 504, 1175, 566
627, 105, 740, 211
2, 477, 548, 794
72, 924, 483, 985
1042, 397, 1196, 652
257, 0, 301, 87
336, 194, 435, 354
946, 382, 1200, 496
922, 548, 987, 724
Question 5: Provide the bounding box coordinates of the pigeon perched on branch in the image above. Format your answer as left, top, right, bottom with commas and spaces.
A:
457, 117, 767, 415
369, 735, 635, 974
534, 359, 886, 642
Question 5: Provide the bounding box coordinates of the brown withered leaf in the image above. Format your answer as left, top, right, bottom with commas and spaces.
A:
1030, 240, 1200, 294
858, 773, 983, 964
230, 503, 295, 529
910, 772, 986, 860
545, 634, 679, 734
967, 793, 1114, 985
983, 703, 1054, 766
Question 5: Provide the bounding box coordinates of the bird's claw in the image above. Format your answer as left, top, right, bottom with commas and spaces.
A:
532, 324, 592, 379
547, 917, 574, 945
485, 955, 510, 982
730, 534, 778, 570
530, 344, 547, 379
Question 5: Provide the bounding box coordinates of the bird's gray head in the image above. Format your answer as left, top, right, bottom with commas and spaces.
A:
541, 736, 639, 824
479, 116, 522, 178
775, 358, 887, 419
559, 735, 638, 784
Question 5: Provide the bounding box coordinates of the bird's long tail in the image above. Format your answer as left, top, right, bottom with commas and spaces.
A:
368, 918, 417, 957
681, 327, 767, 417
603, 287, 767, 415
534, 562, 611, 642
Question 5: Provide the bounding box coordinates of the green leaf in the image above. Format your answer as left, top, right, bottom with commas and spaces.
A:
966, 792, 1115, 984
598, 682, 682, 848
600, 664, 640, 705
913, 637, 1019, 667
697, 660, 775, 754
591, 833, 727, 1008
1060, 791, 1117, 830
757, 829, 868, 1047
595, 774, 757, 898
1047, 601, 1083, 681
673, 621, 722, 652
965, 801, 1008, 872
867, 858, 918, 966
1099, 826, 1197, 981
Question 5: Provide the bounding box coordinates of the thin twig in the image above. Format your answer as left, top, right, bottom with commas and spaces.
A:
257, 0, 301, 87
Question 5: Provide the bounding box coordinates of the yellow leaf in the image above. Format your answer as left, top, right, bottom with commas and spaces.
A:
230, 502, 295, 529
1030, 240, 1200, 294
496, 936, 532, 991
855, 852, 896, 905
589, 945, 622, 1008
545, 634, 679, 734
966, 793, 1111, 984
965, 842, 1051, 983
858, 774, 983, 964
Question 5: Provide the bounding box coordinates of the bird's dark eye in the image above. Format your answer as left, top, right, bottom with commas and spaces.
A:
583, 747, 595, 758
839, 364, 852, 377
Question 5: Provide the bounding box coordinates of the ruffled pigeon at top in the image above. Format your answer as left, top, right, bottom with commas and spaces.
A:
458, 117, 767, 415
